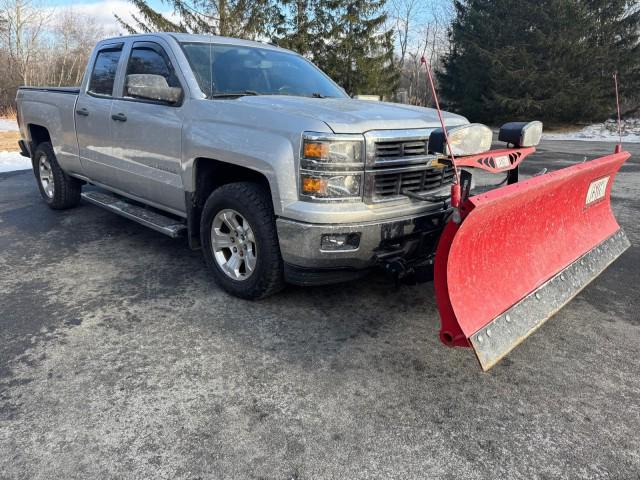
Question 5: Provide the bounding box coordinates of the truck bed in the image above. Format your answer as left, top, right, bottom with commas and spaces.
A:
17, 86, 81, 175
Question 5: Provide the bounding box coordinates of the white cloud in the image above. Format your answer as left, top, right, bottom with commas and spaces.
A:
46, 0, 177, 34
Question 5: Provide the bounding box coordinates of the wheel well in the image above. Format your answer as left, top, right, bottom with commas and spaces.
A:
193, 158, 272, 208
187, 158, 273, 250
28, 124, 51, 148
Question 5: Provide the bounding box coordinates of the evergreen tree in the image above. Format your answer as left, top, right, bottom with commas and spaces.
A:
116, 0, 185, 33
438, 0, 639, 123
274, 0, 319, 57
116, 0, 281, 40
313, 0, 398, 97
582, 0, 640, 117
117, 0, 399, 98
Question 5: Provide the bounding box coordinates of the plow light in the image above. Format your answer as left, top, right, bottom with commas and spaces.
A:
429, 124, 493, 156
498, 121, 543, 147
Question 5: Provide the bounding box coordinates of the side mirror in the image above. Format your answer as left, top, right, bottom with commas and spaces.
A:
125, 74, 182, 104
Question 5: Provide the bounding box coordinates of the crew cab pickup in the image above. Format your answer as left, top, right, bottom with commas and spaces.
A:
16, 33, 468, 299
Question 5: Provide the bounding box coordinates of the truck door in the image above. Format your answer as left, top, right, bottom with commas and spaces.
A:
109, 40, 185, 215
75, 43, 124, 180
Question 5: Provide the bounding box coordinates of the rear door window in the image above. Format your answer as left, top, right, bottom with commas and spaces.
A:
88, 47, 123, 96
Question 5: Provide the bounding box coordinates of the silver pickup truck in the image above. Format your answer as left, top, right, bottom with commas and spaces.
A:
16, 32, 468, 299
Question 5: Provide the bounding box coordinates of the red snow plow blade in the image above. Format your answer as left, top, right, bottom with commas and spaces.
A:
434, 150, 631, 370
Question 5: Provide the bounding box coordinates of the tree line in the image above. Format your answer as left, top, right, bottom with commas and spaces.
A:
439, 0, 640, 123
1, 0, 638, 123
119, 0, 639, 123
0, 0, 113, 113
117, 0, 401, 100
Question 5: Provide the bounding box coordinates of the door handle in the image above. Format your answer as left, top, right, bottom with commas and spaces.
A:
75, 108, 89, 116
111, 113, 127, 122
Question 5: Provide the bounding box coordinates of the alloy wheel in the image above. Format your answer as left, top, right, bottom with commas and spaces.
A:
210, 209, 257, 281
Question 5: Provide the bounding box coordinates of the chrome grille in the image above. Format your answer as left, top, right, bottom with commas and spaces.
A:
374, 139, 428, 160
363, 128, 454, 203
365, 128, 434, 167
370, 166, 455, 201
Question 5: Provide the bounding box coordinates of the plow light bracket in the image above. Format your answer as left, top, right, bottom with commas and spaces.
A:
453, 146, 535, 173
429, 123, 493, 156
498, 121, 543, 147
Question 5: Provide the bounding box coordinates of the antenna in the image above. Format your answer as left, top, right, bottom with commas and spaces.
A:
613, 72, 623, 149
421, 56, 462, 211
421, 56, 460, 184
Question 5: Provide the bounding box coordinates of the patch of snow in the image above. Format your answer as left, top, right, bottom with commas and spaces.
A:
0, 118, 19, 132
544, 118, 640, 143
0, 151, 31, 173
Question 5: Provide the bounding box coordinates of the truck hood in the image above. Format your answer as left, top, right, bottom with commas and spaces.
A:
236, 95, 469, 134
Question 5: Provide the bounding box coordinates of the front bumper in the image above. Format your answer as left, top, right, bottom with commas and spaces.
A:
276, 205, 450, 282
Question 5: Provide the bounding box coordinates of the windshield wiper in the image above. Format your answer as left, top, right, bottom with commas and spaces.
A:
210, 90, 261, 99
210, 90, 335, 99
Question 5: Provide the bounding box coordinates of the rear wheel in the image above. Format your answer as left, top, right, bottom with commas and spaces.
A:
33, 142, 81, 209
200, 182, 285, 299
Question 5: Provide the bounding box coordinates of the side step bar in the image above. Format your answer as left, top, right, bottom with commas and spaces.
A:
81, 191, 187, 238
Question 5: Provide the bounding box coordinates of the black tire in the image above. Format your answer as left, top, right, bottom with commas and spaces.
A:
33, 141, 81, 209
200, 181, 285, 299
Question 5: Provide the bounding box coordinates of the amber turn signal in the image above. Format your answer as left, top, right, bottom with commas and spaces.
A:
301, 175, 327, 195
303, 142, 329, 159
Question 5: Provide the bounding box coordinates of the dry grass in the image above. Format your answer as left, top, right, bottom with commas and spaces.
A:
0, 131, 20, 152
0, 105, 20, 151
0, 105, 17, 121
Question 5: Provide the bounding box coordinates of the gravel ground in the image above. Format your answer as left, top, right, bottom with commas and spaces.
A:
0, 140, 638, 479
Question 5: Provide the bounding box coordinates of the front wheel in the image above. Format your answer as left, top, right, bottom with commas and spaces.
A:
33, 142, 81, 209
200, 182, 285, 299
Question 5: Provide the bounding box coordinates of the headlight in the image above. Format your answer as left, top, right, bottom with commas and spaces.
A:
300, 132, 364, 201
498, 121, 543, 147
429, 123, 493, 156
299, 172, 362, 200
301, 132, 364, 170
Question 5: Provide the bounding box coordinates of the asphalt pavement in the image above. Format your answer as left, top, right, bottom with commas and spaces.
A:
1, 139, 639, 479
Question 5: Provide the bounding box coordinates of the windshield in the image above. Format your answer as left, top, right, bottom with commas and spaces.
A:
180, 42, 348, 99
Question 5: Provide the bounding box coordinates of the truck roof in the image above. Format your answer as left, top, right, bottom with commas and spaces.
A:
99, 32, 290, 54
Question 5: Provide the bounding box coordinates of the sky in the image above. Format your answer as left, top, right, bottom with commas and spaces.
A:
40, 0, 449, 50
42, 0, 171, 32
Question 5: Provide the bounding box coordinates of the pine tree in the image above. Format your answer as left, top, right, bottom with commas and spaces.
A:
116, 0, 281, 40
438, 0, 639, 123
314, 0, 398, 97
274, 0, 319, 57
118, 0, 399, 98
116, 0, 186, 34
582, 0, 640, 117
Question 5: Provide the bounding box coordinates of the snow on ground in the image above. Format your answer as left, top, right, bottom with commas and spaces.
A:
0, 151, 31, 173
0, 118, 19, 132
0, 118, 27, 172
544, 118, 640, 143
